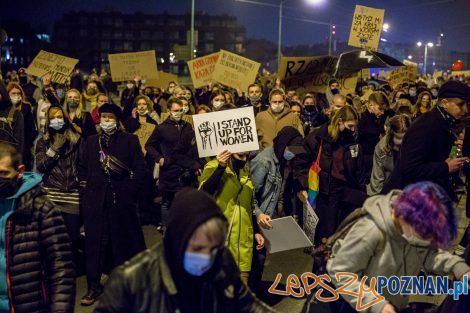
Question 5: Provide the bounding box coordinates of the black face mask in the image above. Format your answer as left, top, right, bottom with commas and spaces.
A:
231, 157, 247, 172
304, 105, 317, 113
338, 128, 356, 145
0, 176, 20, 198
331, 88, 339, 95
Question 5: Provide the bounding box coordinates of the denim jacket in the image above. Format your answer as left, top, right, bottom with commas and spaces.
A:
250, 147, 283, 217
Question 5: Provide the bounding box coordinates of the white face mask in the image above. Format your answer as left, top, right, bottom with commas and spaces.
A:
138, 110, 149, 116
271, 103, 284, 113
182, 105, 190, 114
10, 95, 21, 105
126, 83, 134, 89
171, 111, 184, 121
212, 100, 225, 110
100, 121, 117, 134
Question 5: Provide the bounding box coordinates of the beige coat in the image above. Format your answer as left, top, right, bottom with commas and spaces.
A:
255, 107, 304, 150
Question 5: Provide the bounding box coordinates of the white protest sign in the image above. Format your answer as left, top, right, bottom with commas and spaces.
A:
261, 216, 313, 254
26, 50, 78, 84
303, 202, 319, 254
192, 107, 259, 158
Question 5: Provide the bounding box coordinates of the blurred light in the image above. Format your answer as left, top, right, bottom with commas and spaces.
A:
427, 42, 434, 47
433, 62, 436, 66
383, 23, 390, 32
305, 0, 325, 5
160, 57, 165, 63
408, 55, 413, 60
380, 38, 387, 42
417, 41, 422, 47
440, 33, 444, 37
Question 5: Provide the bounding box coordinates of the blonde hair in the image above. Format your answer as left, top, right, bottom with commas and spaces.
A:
133, 95, 154, 112
195, 217, 227, 246
64, 89, 84, 118
328, 106, 359, 141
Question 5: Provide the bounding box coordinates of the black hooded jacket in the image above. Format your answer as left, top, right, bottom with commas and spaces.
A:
94, 189, 278, 313
0, 81, 24, 154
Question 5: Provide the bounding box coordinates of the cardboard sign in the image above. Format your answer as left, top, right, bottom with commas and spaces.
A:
212, 50, 260, 91
388, 66, 417, 87
187, 52, 219, 89
146, 71, 178, 90
192, 107, 259, 158
302, 202, 319, 254
348, 5, 385, 51
278, 55, 357, 94
261, 216, 313, 254
108, 50, 158, 82
26, 50, 78, 84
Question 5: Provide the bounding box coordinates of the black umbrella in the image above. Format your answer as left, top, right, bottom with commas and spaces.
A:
333, 49, 404, 77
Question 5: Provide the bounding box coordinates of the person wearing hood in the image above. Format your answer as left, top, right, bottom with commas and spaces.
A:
17, 68, 42, 109
255, 89, 304, 151
250, 126, 303, 229
318, 79, 341, 111
121, 78, 141, 120
294, 105, 367, 246
300, 95, 328, 134
0, 80, 24, 156
236, 84, 269, 116
34, 104, 84, 267
64, 89, 97, 140
199, 149, 265, 284
382, 80, 470, 200
327, 182, 470, 313
79, 102, 146, 305
93, 189, 278, 313
7, 82, 37, 170
81, 81, 100, 112
145, 97, 201, 222
0, 142, 75, 313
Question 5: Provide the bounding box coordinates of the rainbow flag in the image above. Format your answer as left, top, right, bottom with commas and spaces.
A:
307, 142, 322, 209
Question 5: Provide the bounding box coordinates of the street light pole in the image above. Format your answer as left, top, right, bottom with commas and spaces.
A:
424, 45, 428, 75
190, 0, 195, 59
277, 1, 284, 66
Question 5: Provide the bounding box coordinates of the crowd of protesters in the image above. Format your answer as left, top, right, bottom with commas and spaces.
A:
1, 64, 470, 313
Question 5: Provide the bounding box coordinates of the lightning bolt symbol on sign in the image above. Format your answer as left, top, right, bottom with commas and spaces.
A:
360, 51, 373, 63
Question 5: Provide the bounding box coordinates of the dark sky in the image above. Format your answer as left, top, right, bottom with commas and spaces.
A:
2, 0, 470, 51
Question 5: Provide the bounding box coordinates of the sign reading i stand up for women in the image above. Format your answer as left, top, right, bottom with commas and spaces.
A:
192, 107, 259, 158
348, 5, 385, 51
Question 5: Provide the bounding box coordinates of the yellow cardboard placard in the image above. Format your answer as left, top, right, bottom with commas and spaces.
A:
26, 50, 78, 84
108, 50, 158, 82
146, 71, 178, 90
187, 52, 220, 89
212, 50, 260, 91
388, 66, 417, 87
348, 5, 385, 51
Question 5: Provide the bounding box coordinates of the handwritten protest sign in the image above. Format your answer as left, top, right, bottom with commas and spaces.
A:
348, 5, 385, 51
212, 50, 260, 91
187, 52, 219, 88
146, 71, 178, 89
278, 55, 358, 94
388, 66, 417, 87
108, 50, 158, 82
302, 202, 319, 254
26, 50, 78, 84
192, 107, 259, 158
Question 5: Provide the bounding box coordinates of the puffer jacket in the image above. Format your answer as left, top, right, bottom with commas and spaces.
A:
34, 136, 83, 191
94, 243, 278, 313
6, 186, 75, 313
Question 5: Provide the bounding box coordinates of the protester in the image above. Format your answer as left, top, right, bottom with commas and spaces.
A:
121, 78, 141, 119
79, 102, 146, 305
196, 104, 211, 114
35, 104, 83, 266
210, 89, 229, 112
415, 90, 433, 117
93, 189, 278, 313
64, 89, 97, 139
0, 81, 24, 155
324, 94, 348, 119
81, 80, 100, 112
318, 79, 340, 110
327, 182, 470, 313
0, 142, 75, 313
91, 93, 109, 124
255, 89, 304, 150
236, 83, 269, 116
367, 114, 412, 196
295, 106, 366, 245
199, 150, 264, 284
17, 68, 42, 109
300, 95, 328, 134
383, 80, 470, 200
145, 97, 201, 222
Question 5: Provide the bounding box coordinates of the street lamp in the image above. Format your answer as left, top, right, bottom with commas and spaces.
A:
383, 23, 390, 32
417, 41, 433, 75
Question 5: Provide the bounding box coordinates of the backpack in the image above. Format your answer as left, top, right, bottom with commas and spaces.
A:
312, 207, 369, 275
0, 106, 19, 147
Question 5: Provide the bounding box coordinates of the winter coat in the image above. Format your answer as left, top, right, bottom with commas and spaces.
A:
366, 136, 395, 196
255, 107, 304, 150
0, 105, 24, 155
16, 101, 37, 169
93, 243, 278, 313
71, 112, 97, 140
382, 107, 455, 198
78, 131, 147, 279
249, 147, 282, 218
199, 160, 255, 272
5, 182, 75, 313
145, 118, 201, 192
358, 109, 395, 156
327, 191, 470, 313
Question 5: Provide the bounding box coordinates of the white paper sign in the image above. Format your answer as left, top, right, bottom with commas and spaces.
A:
261, 216, 313, 254
192, 107, 259, 158
303, 202, 319, 254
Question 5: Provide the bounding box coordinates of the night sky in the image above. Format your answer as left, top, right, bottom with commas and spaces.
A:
2, 0, 470, 51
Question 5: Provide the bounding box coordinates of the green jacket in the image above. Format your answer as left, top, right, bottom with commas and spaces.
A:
199, 160, 255, 272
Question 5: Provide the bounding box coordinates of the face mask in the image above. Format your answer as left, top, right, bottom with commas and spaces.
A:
283, 148, 295, 161
126, 83, 134, 89
212, 100, 225, 110
138, 110, 149, 116
339, 128, 355, 144
88, 88, 98, 95
168, 87, 175, 94
10, 95, 21, 105
49, 118, 65, 130
67, 99, 80, 109
271, 103, 284, 113
249, 95, 262, 104
331, 88, 339, 95
231, 156, 247, 170
0, 176, 20, 198
432, 91, 438, 97
56, 89, 65, 100
100, 121, 117, 134
305, 105, 316, 112
171, 111, 184, 121
184, 95, 191, 101
183, 250, 217, 276
182, 105, 190, 114
409, 91, 416, 97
